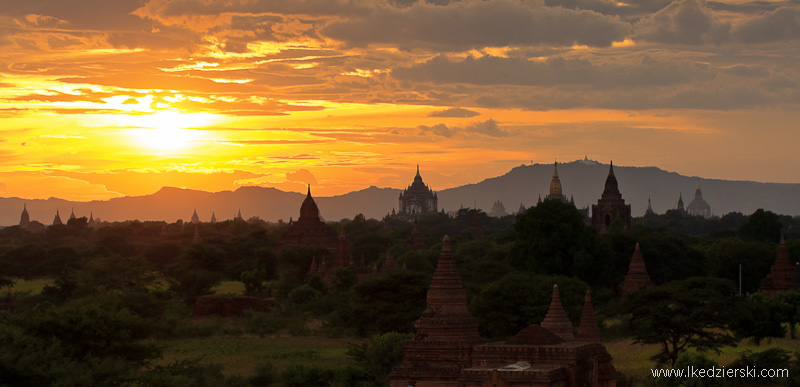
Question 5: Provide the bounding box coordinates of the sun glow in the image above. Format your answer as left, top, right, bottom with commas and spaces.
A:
125, 111, 215, 151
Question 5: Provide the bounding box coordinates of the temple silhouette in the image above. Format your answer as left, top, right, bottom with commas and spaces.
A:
389, 236, 617, 387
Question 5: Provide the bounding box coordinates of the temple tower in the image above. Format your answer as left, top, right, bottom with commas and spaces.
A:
397, 165, 438, 221
645, 197, 656, 216
389, 236, 485, 387
190, 209, 201, 224
19, 204, 30, 229
577, 290, 601, 343
591, 161, 632, 232
280, 185, 338, 249
761, 235, 794, 296
53, 210, 63, 226
540, 284, 575, 342
546, 161, 568, 202
621, 243, 655, 296
687, 179, 711, 218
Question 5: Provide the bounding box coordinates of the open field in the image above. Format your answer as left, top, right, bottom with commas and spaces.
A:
11, 278, 52, 294
157, 333, 357, 376
606, 335, 800, 382
212, 281, 246, 296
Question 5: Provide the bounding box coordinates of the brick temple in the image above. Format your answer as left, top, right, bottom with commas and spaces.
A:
390, 236, 617, 387
621, 243, 655, 296
591, 162, 631, 233
761, 235, 794, 296
280, 185, 338, 249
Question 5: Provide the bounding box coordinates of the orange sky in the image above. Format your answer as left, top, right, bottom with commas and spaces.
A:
1, 0, 799, 201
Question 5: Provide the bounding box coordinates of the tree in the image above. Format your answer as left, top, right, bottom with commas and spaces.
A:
346, 331, 412, 385
740, 209, 782, 243
349, 271, 429, 334
624, 277, 738, 366
730, 294, 786, 345
509, 200, 611, 287
469, 273, 587, 339
168, 244, 226, 304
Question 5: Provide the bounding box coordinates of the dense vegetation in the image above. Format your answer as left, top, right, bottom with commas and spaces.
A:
1, 205, 800, 386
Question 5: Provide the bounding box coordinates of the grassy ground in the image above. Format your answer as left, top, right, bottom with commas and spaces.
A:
606, 334, 800, 383
10, 278, 52, 294
212, 281, 246, 296
157, 333, 358, 376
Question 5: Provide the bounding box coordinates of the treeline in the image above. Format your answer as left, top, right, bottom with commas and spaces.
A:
1, 205, 800, 385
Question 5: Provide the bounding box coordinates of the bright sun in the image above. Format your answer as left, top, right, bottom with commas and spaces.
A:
127, 111, 212, 151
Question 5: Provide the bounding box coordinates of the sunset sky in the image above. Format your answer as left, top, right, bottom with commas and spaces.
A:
1, 0, 798, 201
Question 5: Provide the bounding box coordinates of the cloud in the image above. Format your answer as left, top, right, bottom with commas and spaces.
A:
634, 0, 731, 45
417, 119, 508, 138
286, 169, 318, 185
429, 107, 480, 117
731, 6, 800, 43
393, 54, 708, 88
418, 123, 457, 138
466, 119, 507, 137
322, 0, 631, 50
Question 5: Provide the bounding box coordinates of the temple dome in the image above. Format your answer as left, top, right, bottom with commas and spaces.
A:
299, 185, 320, 221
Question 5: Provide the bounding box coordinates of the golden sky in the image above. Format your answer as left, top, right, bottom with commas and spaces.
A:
1, 0, 799, 201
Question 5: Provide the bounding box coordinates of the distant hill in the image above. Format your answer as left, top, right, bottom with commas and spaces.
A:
438, 159, 800, 218
1, 159, 798, 226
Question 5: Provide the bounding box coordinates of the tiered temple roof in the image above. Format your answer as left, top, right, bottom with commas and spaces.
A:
389, 235, 486, 386
761, 235, 794, 296
621, 243, 655, 296
397, 165, 438, 221
540, 285, 575, 342
577, 290, 601, 343
545, 162, 568, 203
390, 239, 616, 387
591, 161, 632, 232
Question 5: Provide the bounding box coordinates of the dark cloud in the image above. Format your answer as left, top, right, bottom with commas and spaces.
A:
322, 0, 631, 50
634, 0, 731, 44
418, 123, 457, 138
466, 119, 506, 137
417, 119, 508, 138
428, 107, 480, 117
732, 6, 800, 43
393, 54, 709, 88
545, 0, 673, 19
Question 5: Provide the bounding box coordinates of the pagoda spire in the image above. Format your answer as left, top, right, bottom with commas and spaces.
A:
540, 284, 575, 341
53, 210, 62, 226
413, 235, 483, 341
577, 290, 601, 342
383, 246, 397, 273
308, 256, 318, 275
761, 234, 793, 296
19, 203, 30, 228
621, 243, 655, 295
